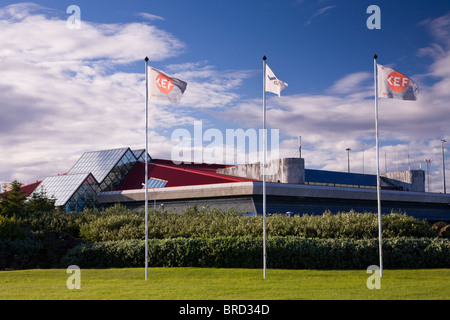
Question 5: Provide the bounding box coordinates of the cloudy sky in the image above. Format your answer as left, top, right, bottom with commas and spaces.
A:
0, 0, 449, 192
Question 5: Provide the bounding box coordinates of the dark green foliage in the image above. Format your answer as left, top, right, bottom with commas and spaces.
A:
21, 210, 86, 238
60, 240, 145, 268
2, 194, 447, 270
0, 238, 43, 260
11, 201, 440, 242
78, 205, 145, 242
73, 206, 439, 242
0, 180, 26, 218
0, 216, 27, 240
61, 236, 450, 269
26, 189, 56, 214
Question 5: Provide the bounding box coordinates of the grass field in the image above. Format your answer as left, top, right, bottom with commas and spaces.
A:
0, 268, 449, 300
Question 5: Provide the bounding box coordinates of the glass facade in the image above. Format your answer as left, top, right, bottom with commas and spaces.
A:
132, 149, 151, 162
68, 147, 138, 192
69, 148, 128, 183
99, 148, 137, 191
29, 147, 146, 212
63, 174, 100, 212
31, 173, 99, 212
143, 177, 168, 189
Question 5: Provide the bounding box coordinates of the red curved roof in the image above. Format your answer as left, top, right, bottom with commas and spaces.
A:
0, 180, 42, 197
117, 160, 254, 190
2, 160, 254, 197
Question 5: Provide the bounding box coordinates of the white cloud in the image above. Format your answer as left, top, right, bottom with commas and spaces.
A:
327, 72, 372, 98
419, 12, 450, 47
0, 5, 184, 64
0, 3, 248, 183
136, 12, 165, 21
1, 3, 449, 195
171, 63, 254, 109
210, 13, 450, 191
304, 5, 336, 26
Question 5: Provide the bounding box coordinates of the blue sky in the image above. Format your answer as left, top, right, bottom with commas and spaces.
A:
0, 0, 449, 192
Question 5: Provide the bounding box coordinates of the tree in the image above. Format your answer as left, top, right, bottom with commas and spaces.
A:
26, 189, 56, 214
0, 180, 26, 218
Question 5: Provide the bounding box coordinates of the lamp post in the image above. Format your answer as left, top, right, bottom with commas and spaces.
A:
425, 159, 432, 192
346, 148, 351, 173
441, 139, 446, 194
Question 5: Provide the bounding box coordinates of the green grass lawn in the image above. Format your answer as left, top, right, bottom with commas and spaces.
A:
0, 268, 449, 300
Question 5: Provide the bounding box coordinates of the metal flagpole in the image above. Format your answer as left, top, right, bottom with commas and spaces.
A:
374, 54, 383, 277
144, 56, 149, 280
442, 139, 447, 194
262, 56, 267, 279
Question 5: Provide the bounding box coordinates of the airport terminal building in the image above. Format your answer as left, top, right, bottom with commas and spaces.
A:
6, 147, 450, 221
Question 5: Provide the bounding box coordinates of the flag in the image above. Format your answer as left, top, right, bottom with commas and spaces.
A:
377, 64, 418, 100
265, 64, 288, 97
148, 67, 187, 104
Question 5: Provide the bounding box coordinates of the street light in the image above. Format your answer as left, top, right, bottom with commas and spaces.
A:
346, 148, 351, 173
425, 159, 432, 192
441, 139, 446, 194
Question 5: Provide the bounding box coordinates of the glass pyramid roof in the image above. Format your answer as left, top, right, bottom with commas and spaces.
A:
29, 147, 150, 211
68, 148, 129, 184
32, 173, 98, 207
133, 149, 151, 162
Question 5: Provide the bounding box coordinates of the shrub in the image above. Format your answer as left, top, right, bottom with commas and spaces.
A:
0, 238, 43, 260
17, 203, 440, 243
0, 215, 26, 240
79, 206, 144, 242
61, 236, 450, 269
381, 213, 437, 238
72, 205, 439, 242
61, 239, 144, 268
26, 189, 56, 214
21, 210, 85, 238
0, 180, 26, 218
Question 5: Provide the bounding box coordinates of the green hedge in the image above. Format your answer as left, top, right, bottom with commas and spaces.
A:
19, 210, 89, 238
75, 207, 438, 242
17, 205, 439, 242
61, 236, 450, 269
79, 208, 144, 242
0, 238, 43, 260
5, 201, 448, 270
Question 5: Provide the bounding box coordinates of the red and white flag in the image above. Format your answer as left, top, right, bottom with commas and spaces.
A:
148, 67, 187, 104
377, 64, 418, 100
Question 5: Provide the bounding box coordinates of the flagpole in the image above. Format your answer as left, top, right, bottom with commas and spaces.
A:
262, 55, 267, 279
144, 56, 149, 280
374, 54, 383, 277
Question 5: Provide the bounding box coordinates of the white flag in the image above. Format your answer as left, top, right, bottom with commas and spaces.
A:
148, 67, 187, 104
265, 64, 288, 97
377, 64, 418, 100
